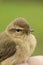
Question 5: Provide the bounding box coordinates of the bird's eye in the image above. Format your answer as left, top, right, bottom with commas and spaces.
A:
15, 29, 22, 32
9, 28, 23, 33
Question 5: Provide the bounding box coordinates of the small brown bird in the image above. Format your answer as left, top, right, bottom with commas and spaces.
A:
0, 17, 37, 65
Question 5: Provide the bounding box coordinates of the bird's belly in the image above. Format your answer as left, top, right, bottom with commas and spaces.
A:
15, 43, 30, 63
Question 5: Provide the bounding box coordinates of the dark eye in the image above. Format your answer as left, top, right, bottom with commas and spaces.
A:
16, 29, 22, 32
9, 28, 23, 33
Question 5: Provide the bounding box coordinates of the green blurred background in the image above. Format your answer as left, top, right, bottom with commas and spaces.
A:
0, 0, 43, 56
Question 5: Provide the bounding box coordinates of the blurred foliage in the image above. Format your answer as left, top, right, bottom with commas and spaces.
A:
0, 0, 43, 2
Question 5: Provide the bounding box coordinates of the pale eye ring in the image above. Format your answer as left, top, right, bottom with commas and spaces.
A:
15, 29, 23, 32
9, 28, 23, 33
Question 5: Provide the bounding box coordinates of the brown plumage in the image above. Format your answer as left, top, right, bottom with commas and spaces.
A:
0, 32, 16, 62
0, 17, 37, 65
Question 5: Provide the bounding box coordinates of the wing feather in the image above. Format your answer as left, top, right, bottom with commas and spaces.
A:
0, 32, 16, 62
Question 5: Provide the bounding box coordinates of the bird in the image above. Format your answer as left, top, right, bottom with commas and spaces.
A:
0, 17, 37, 65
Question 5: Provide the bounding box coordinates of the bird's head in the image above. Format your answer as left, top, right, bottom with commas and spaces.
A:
5, 17, 33, 41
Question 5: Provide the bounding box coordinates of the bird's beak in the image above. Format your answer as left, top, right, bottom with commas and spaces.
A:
30, 28, 34, 32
